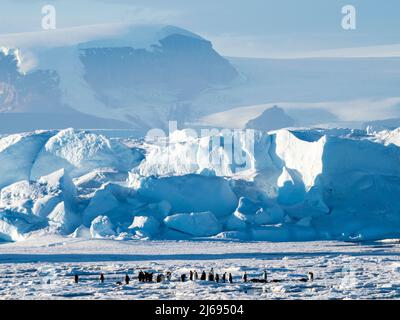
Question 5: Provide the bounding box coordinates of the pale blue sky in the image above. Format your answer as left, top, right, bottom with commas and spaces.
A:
1, 0, 399, 57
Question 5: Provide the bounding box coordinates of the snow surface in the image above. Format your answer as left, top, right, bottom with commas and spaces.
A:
1, 127, 400, 243
0, 236, 400, 300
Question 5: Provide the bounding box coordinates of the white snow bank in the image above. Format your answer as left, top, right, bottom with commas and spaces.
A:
30, 128, 142, 179
0, 169, 80, 238
164, 211, 221, 237
1, 127, 400, 242
73, 168, 128, 191
0, 216, 27, 241
0, 211, 45, 241
274, 129, 325, 191
373, 128, 400, 147
129, 216, 160, 238
83, 185, 120, 225
90, 215, 115, 239
134, 174, 237, 217
0, 169, 77, 217
82, 182, 138, 226
38, 169, 78, 208
0, 131, 52, 188
48, 202, 80, 234
138, 129, 262, 178
226, 197, 284, 231
71, 225, 91, 239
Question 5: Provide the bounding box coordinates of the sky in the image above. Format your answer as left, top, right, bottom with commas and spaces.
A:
1, 0, 399, 58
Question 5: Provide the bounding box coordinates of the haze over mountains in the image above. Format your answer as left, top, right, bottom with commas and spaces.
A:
0, 25, 238, 134
1, 24, 400, 135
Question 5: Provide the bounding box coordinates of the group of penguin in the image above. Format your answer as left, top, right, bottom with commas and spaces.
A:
73, 269, 314, 285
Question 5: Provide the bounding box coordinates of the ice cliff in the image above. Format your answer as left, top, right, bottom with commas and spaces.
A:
1, 127, 400, 242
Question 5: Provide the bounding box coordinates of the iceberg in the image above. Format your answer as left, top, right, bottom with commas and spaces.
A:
90, 215, 116, 239
164, 212, 221, 237
0, 127, 399, 242
129, 216, 160, 238
30, 128, 143, 179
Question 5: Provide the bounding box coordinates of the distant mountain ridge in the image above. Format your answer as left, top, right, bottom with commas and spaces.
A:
1, 24, 400, 134
245, 106, 295, 131
0, 25, 238, 134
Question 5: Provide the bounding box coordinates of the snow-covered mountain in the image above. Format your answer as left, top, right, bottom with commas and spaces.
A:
0, 25, 238, 134
2, 24, 400, 134
245, 106, 294, 131
0, 47, 133, 130
363, 117, 400, 132
2, 127, 400, 242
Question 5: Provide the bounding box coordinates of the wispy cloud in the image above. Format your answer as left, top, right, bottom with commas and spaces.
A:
0, 1, 181, 34
292, 44, 400, 59
0, 23, 132, 48
209, 34, 400, 59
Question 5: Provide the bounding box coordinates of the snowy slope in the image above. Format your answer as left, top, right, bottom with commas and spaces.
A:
0, 24, 238, 134
196, 98, 400, 130
1, 127, 400, 242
